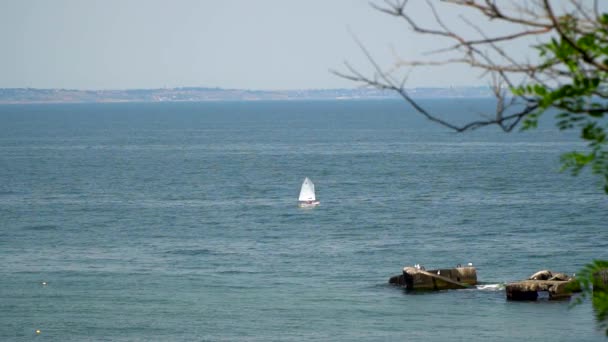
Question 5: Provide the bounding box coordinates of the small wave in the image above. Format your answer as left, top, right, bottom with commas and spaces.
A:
23, 224, 58, 231
476, 283, 504, 291
165, 249, 213, 256
215, 269, 260, 275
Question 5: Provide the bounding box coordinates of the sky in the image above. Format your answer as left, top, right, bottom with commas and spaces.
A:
1, 0, 551, 90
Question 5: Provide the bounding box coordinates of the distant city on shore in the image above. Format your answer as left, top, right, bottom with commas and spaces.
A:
0, 86, 495, 104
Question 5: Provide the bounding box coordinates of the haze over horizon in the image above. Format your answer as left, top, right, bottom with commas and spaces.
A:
2, 0, 534, 90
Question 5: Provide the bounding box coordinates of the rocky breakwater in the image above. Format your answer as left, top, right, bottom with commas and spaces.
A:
505, 270, 581, 300
389, 264, 477, 291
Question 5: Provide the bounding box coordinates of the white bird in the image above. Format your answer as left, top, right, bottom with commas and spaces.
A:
437, 270, 441, 275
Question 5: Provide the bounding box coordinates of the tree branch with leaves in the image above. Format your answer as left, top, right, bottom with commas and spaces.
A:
335, 0, 608, 335
334, 0, 608, 193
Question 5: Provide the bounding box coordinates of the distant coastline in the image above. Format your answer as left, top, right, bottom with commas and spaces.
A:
0, 86, 494, 104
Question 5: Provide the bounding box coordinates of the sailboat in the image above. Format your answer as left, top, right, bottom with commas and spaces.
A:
298, 177, 320, 207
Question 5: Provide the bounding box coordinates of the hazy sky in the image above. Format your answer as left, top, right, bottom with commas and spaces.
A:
2, 0, 540, 90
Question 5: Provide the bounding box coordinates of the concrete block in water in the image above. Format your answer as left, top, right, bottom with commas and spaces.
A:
389, 265, 477, 291
506, 270, 581, 301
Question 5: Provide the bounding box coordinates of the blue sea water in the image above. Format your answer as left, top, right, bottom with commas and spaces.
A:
0, 99, 607, 341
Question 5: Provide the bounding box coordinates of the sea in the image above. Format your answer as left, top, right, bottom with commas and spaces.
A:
0, 99, 607, 341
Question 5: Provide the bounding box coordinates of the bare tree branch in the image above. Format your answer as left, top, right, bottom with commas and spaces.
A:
443, 0, 553, 28
336, 0, 608, 134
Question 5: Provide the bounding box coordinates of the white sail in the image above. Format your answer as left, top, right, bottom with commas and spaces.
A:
298, 177, 316, 201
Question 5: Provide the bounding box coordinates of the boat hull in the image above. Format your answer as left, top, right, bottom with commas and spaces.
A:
298, 201, 320, 208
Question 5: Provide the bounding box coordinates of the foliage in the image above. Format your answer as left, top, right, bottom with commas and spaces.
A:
512, 12, 608, 193
572, 260, 608, 335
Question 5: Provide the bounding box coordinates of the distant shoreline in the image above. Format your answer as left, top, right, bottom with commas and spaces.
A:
0, 86, 494, 104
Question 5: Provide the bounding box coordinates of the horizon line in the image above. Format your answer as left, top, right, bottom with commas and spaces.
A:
0, 85, 492, 92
